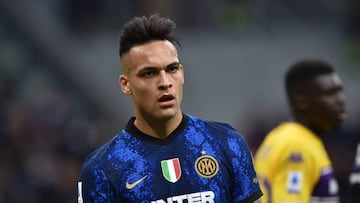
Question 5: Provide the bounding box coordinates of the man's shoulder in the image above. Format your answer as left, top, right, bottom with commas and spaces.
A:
186, 114, 235, 131
186, 114, 244, 141
81, 133, 124, 168
260, 122, 324, 160
267, 122, 312, 140
256, 123, 311, 158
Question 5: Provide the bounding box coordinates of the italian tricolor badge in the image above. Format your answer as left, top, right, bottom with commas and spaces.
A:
161, 158, 182, 183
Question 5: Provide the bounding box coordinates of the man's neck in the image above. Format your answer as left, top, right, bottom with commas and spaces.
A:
293, 117, 324, 138
134, 113, 183, 139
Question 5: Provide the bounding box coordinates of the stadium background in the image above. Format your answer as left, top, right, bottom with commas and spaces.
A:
0, 0, 359, 202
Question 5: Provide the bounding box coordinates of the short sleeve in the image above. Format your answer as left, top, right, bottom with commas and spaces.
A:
230, 134, 263, 203
78, 160, 117, 202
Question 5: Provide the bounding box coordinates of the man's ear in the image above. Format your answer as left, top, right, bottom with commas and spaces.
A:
119, 75, 131, 95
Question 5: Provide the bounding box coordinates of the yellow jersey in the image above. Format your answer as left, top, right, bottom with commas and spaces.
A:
254, 122, 339, 203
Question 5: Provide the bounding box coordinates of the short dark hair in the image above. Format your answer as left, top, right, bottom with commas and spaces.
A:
285, 58, 335, 94
119, 14, 180, 57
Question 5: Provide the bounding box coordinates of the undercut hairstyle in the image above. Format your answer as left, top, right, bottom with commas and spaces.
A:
119, 14, 180, 57
285, 58, 335, 95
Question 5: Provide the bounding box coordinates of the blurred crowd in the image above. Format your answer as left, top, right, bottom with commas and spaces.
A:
0, 16, 115, 202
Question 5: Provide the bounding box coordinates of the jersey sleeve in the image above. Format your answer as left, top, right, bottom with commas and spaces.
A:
230, 134, 263, 203
78, 159, 117, 202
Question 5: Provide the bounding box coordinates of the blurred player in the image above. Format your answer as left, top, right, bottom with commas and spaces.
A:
348, 143, 360, 202
254, 58, 346, 203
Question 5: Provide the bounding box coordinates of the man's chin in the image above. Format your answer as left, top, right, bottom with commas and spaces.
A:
158, 109, 182, 120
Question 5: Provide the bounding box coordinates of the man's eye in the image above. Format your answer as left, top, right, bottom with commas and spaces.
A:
143, 71, 157, 77
167, 64, 180, 73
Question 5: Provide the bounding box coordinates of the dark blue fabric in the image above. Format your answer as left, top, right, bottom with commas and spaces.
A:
78, 114, 262, 202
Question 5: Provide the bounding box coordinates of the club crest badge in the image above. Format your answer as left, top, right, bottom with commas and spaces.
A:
195, 153, 219, 178
161, 158, 182, 183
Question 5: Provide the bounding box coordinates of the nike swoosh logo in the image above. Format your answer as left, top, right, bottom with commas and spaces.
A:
126, 175, 148, 189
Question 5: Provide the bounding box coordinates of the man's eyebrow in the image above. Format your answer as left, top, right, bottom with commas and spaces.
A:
136, 67, 158, 76
166, 62, 181, 68
141, 66, 158, 70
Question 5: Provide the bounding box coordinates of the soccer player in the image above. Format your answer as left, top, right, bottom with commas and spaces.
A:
254, 59, 346, 203
348, 143, 360, 203
78, 14, 262, 203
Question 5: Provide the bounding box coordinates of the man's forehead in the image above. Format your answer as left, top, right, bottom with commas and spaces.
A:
332, 74, 342, 85
315, 73, 342, 86
305, 73, 342, 94
130, 41, 177, 56
120, 41, 178, 73
293, 73, 340, 93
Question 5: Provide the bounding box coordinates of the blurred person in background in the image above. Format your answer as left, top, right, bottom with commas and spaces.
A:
77, 14, 262, 202
254, 58, 346, 203
348, 142, 360, 202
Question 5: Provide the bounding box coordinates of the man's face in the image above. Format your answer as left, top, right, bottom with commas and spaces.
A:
119, 40, 184, 121
305, 73, 346, 132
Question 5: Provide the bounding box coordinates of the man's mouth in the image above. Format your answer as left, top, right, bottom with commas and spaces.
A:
158, 94, 174, 102
338, 110, 347, 120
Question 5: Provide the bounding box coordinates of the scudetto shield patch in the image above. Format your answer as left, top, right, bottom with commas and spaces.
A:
161, 158, 182, 183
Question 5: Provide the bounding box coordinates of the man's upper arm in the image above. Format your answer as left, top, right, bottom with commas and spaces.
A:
79, 162, 117, 202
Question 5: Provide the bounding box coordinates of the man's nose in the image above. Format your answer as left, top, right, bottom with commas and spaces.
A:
336, 91, 346, 106
158, 71, 172, 89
